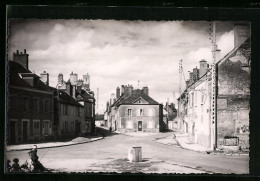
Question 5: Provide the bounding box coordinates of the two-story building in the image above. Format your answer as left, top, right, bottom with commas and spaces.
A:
7, 50, 54, 144
57, 72, 95, 135
177, 23, 250, 151
106, 85, 164, 132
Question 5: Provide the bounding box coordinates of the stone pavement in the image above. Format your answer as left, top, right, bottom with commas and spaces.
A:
6, 135, 103, 152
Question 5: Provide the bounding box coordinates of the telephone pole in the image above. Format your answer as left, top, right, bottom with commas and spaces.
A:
209, 21, 217, 150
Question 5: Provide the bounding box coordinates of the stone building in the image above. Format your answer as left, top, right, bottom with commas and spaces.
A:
106, 85, 164, 132
48, 86, 85, 139
177, 23, 250, 151
57, 72, 95, 134
7, 50, 54, 144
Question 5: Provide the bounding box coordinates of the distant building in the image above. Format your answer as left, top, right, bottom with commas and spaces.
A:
177, 23, 250, 151
106, 85, 164, 132
7, 50, 54, 144
165, 103, 177, 130
95, 114, 106, 127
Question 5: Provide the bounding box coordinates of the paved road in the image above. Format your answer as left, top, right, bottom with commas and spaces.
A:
6, 133, 249, 174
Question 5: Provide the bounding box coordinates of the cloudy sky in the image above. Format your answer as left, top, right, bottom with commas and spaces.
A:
8, 20, 237, 113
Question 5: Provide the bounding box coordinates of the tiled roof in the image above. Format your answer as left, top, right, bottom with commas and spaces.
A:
49, 86, 83, 107
76, 89, 94, 102
114, 89, 159, 107
8, 61, 52, 92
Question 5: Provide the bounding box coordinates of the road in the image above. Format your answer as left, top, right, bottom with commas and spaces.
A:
6, 132, 249, 174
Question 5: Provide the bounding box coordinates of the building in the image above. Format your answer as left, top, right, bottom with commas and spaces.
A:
95, 114, 106, 127
48, 86, 85, 139
7, 50, 54, 144
177, 23, 250, 151
106, 85, 164, 132
57, 72, 95, 134
165, 103, 177, 130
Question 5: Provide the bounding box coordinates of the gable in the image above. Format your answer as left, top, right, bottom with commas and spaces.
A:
132, 97, 149, 104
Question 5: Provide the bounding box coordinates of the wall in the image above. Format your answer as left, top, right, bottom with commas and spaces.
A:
216, 41, 250, 149
116, 105, 161, 132
59, 103, 84, 138
8, 87, 53, 144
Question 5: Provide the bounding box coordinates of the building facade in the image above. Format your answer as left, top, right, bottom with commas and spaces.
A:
177, 23, 250, 151
106, 85, 164, 132
57, 72, 95, 134
7, 50, 54, 144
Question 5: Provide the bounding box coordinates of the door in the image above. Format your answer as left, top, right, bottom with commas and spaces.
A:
44, 121, 49, 135
138, 121, 142, 131
23, 121, 28, 142
10, 121, 16, 144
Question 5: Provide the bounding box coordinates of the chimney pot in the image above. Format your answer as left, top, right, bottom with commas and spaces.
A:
24, 49, 26, 54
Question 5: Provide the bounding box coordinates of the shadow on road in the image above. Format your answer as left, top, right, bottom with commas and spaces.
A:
95, 127, 119, 137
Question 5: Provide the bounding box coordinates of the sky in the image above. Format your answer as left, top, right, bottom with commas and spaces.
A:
8, 20, 238, 113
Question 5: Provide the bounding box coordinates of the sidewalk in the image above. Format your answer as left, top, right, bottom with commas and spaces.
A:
174, 133, 209, 153
6, 135, 103, 152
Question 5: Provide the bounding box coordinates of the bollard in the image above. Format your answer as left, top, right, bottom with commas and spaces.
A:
132, 147, 142, 162
128, 148, 134, 162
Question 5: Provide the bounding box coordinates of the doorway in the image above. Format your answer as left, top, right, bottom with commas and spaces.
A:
138, 121, 142, 131
22, 121, 28, 142
9, 121, 16, 144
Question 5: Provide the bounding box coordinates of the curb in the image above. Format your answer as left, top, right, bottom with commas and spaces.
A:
164, 160, 214, 174
6, 137, 104, 152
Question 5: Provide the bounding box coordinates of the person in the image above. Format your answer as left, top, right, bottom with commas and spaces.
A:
6, 159, 11, 172
109, 127, 112, 134
28, 145, 38, 163
11, 158, 21, 172
28, 145, 45, 172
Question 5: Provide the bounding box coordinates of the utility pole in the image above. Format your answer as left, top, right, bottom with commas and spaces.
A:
179, 59, 183, 95
97, 88, 99, 113
209, 21, 217, 150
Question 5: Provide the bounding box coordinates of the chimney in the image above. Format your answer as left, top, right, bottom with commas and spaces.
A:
72, 85, 76, 98
13, 49, 29, 69
58, 73, 64, 85
142, 86, 149, 95
124, 85, 133, 97
199, 59, 207, 77
40, 71, 49, 85
106, 101, 110, 111
83, 73, 90, 91
193, 67, 199, 81
121, 85, 125, 95
70, 72, 78, 86
110, 93, 116, 105
116, 87, 120, 99
189, 72, 194, 84
234, 23, 250, 48
77, 79, 83, 92
66, 82, 71, 95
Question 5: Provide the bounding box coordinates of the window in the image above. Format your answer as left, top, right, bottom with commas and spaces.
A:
33, 120, 40, 135
33, 98, 39, 112
127, 109, 132, 116
139, 109, 144, 116
71, 122, 74, 132
44, 99, 49, 112
21, 97, 29, 111
63, 104, 68, 115
64, 121, 68, 133
195, 91, 197, 106
78, 107, 80, 116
